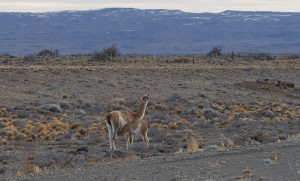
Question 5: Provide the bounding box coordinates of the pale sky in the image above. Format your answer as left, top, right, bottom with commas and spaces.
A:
0, 0, 299, 13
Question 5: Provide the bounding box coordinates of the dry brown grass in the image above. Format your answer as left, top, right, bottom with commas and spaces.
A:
210, 102, 224, 112
222, 102, 299, 123
0, 116, 102, 142
176, 119, 191, 126
243, 169, 253, 177
49, 118, 69, 132
26, 137, 33, 142
0, 138, 8, 145
70, 122, 83, 129
17, 164, 42, 176
4, 126, 19, 141
271, 103, 286, 112
77, 128, 87, 135
226, 104, 261, 118
209, 161, 222, 169
21, 121, 34, 135
15, 132, 27, 140
87, 123, 100, 134
270, 154, 278, 163
37, 130, 50, 140
169, 122, 178, 129
231, 176, 249, 181
170, 107, 184, 114
168, 119, 192, 130
288, 133, 300, 141
74, 132, 81, 139
187, 137, 200, 153
98, 124, 107, 135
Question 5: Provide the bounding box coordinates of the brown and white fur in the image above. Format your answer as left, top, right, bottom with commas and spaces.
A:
106, 95, 149, 150
117, 119, 149, 149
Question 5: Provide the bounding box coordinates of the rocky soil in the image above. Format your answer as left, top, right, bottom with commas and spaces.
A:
0, 55, 299, 178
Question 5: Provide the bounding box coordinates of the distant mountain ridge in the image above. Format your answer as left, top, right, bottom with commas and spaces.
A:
0, 8, 300, 55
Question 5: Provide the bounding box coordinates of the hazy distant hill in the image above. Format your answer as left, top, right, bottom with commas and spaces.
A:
1, 8, 300, 55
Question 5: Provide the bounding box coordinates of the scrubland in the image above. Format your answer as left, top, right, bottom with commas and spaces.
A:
0, 55, 299, 178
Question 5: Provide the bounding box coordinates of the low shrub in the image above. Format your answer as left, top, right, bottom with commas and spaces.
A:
91, 45, 120, 62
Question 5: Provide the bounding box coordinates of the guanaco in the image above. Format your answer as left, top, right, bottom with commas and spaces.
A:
106, 95, 149, 150
117, 119, 149, 149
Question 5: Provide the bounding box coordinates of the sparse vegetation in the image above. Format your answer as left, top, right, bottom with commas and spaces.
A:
23, 54, 37, 62
0, 54, 299, 178
186, 137, 200, 153
247, 52, 275, 61
207, 47, 222, 56
22, 49, 59, 62
91, 45, 120, 62
37, 49, 59, 57
17, 165, 42, 176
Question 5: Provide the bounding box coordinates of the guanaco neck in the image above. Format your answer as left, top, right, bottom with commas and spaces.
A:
134, 102, 148, 120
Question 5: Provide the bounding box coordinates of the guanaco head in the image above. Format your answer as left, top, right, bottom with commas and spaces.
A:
142, 94, 150, 104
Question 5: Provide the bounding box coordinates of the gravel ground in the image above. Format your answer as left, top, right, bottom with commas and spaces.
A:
6, 141, 300, 181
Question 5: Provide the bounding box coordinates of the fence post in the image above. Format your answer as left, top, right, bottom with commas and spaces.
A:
192, 53, 195, 64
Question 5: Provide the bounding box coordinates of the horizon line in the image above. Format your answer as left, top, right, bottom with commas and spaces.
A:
1, 7, 299, 14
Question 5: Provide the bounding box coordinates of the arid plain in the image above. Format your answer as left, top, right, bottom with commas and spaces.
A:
0, 55, 299, 179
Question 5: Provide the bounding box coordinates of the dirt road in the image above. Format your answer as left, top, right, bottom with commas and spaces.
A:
9, 142, 300, 181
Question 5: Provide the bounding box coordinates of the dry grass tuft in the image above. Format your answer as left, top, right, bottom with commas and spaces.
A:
175, 148, 184, 154
0, 113, 112, 142
210, 103, 224, 112
26, 137, 33, 142
176, 119, 191, 126
36, 124, 47, 133
15, 132, 27, 140
87, 123, 100, 134
231, 176, 249, 181
226, 104, 261, 118
21, 122, 34, 135
209, 161, 222, 169
0, 138, 8, 145
49, 118, 69, 132
37, 130, 50, 140
169, 122, 178, 129
243, 168, 253, 177
161, 124, 169, 129
70, 122, 83, 130
77, 128, 87, 135
62, 94, 68, 99
98, 124, 107, 134
170, 107, 183, 114
187, 137, 200, 153
74, 132, 81, 140
270, 154, 278, 163
17, 165, 42, 176
288, 133, 300, 141
4, 125, 18, 140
